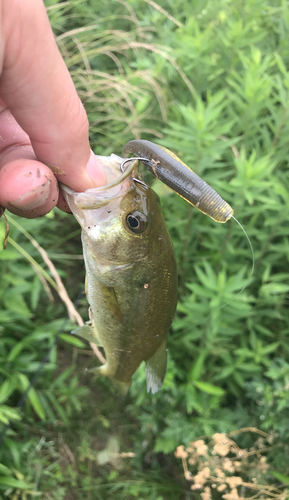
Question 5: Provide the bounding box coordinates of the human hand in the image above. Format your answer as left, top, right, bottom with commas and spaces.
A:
0, 0, 106, 219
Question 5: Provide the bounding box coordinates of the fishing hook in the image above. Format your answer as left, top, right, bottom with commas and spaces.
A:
120, 157, 149, 187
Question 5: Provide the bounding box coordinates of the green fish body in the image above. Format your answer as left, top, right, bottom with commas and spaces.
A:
62, 154, 177, 394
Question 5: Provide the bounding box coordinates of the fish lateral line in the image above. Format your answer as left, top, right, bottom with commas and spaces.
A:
122, 139, 233, 223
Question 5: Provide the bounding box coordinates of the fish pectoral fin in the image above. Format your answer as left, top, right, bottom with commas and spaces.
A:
145, 339, 167, 394
71, 323, 102, 346
100, 283, 123, 323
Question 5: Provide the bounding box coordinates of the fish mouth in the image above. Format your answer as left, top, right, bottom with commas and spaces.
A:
61, 154, 138, 194
61, 154, 139, 210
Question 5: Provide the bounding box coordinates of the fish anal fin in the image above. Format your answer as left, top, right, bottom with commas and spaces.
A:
145, 339, 167, 394
111, 378, 131, 396
72, 323, 102, 346
90, 364, 131, 395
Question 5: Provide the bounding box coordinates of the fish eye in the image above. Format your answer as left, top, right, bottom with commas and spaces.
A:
126, 211, 147, 233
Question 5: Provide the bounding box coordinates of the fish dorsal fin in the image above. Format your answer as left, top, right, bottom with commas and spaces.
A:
71, 323, 102, 346
145, 339, 167, 394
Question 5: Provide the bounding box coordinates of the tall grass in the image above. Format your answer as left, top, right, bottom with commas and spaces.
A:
1, 0, 289, 498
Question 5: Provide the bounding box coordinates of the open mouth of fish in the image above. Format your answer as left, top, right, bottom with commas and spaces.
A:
61, 154, 139, 211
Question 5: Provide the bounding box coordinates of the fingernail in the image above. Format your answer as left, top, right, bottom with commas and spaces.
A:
9, 179, 51, 210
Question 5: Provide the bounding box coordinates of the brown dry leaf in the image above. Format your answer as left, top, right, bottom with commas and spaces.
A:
217, 484, 227, 492
256, 456, 269, 473
226, 477, 243, 489
0, 208, 9, 249
222, 487, 240, 500
201, 486, 212, 500
212, 433, 227, 443
214, 443, 231, 456
186, 446, 194, 453
190, 439, 208, 456
45, 163, 66, 175
215, 468, 226, 480
175, 445, 188, 459
198, 446, 209, 456
194, 439, 206, 447
279, 492, 289, 500
192, 466, 211, 489
191, 483, 202, 490
223, 458, 235, 473
212, 434, 232, 456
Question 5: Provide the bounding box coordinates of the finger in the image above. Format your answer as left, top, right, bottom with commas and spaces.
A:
0, 0, 106, 192
0, 109, 59, 217
0, 98, 7, 113
0, 158, 59, 218
57, 189, 71, 213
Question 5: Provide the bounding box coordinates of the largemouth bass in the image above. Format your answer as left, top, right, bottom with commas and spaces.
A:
62, 154, 177, 394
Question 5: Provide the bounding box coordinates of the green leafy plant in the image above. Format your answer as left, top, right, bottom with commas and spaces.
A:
1, 0, 289, 498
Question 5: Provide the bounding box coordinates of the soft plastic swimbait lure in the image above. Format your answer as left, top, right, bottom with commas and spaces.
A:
122, 140, 233, 223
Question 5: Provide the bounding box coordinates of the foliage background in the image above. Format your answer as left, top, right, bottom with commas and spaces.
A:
1, 0, 289, 498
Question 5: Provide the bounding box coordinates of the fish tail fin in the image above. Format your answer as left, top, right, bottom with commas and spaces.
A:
91, 364, 131, 396
145, 339, 167, 394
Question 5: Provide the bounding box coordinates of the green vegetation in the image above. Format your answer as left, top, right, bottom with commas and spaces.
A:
1, 0, 289, 497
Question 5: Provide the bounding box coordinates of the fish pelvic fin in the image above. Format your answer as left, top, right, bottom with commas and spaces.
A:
145, 339, 167, 394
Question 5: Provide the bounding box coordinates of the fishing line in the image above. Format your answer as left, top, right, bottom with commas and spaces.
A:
216, 214, 255, 311
232, 215, 255, 286
122, 154, 255, 310
188, 214, 254, 329
0, 288, 85, 447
